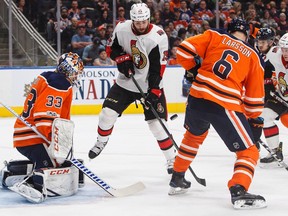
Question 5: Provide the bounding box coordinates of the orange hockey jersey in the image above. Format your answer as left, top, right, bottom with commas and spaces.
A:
177, 29, 265, 118
13, 71, 73, 147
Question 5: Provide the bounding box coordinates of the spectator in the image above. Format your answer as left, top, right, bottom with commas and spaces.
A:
186, 23, 201, 37
116, 6, 126, 25
167, 46, 179, 65
153, 0, 165, 12
82, 37, 104, 66
161, 1, 175, 24
169, 0, 180, 12
62, 17, 78, 52
17, 0, 29, 19
260, 10, 278, 28
96, 24, 108, 46
277, 13, 288, 32
93, 48, 116, 66
95, 9, 113, 27
68, 0, 80, 20
173, 8, 188, 31
77, 8, 87, 26
220, 0, 234, 11
164, 25, 176, 52
71, 23, 93, 57
178, 28, 187, 41
151, 10, 164, 28
197, 0, 214, 21
278, 0, 288, 17
179, 0, 193, 23
85, 19, 96, 39
47, 6, 70, 45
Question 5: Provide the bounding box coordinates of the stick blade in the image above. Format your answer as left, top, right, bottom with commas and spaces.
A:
109, 181, 146, 197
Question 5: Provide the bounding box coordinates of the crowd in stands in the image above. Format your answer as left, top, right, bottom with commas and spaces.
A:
15, 0, 288, 66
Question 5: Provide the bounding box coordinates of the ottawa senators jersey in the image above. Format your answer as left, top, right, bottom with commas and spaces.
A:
177, 29, 265, 118
13, 72, 73, 148
106, 20, 169, 93
266, 46, 288, 101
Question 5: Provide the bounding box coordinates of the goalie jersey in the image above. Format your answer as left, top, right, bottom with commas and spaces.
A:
13, 72, 73, 147
177, 29, 265, 119
106, 20, 169, 93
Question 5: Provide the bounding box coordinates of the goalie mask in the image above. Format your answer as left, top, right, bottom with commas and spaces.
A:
56, 52, 84, 88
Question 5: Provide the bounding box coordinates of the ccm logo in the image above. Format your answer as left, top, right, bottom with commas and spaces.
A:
50, 169, 70, 175
54, 126, 59, 151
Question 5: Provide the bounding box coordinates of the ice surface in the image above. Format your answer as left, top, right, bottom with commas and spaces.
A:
1, 114, 288, 215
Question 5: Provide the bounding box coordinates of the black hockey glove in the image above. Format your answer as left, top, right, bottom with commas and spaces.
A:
184, 55, 201, 83
264, 78, 276, 102
248, 117, 264, 146
115, 54, 135, 78
142, 88, 162, 110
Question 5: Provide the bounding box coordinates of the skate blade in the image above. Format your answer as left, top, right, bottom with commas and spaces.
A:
168, 187, 189, 195
233, 199, 267, 209
259, 161, 283, 169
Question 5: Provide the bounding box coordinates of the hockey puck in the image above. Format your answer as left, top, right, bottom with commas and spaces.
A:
170, 114, 178, 121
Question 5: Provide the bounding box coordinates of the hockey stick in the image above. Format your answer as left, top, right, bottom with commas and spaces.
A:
258, 140, 288, 170
270, 91, 288, 107
130, 74, 206, 186
0, 101, 145, 197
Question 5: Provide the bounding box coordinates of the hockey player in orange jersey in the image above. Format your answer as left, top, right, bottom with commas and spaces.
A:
0, 52, 84, 203
168, 18, 267, 209
13, 52, 84, 169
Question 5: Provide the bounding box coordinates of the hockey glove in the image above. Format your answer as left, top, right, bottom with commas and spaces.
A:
184, 55, 201, 83
248, 117, 264, 144
264, 78, 276, 102
142, 88, 162, 110
115, 54, 135, 78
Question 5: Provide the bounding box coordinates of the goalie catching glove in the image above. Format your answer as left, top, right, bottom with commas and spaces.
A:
142, 88, 162, 110
115, 54, 135, 78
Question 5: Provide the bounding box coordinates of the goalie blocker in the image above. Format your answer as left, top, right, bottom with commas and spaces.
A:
0, 159, 85, 203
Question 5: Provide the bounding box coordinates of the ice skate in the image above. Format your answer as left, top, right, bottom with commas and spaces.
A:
168, 171, 191, 195
88, 139, 108, 159
230, 184, 267, 209
260, 142, 283, 168
166, 158, 175, 174
9, 182, 45, 203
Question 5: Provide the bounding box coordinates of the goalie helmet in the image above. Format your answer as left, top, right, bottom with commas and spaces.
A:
130, 3, 150, 21
227, 18, 249, 36
256, 28, 275, 41
278, 33, 288, 48
56, 52, 84, 87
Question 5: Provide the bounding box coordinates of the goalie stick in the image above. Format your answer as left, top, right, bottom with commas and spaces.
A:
0, 101, 145, 197
130, 74, 206, 187
258, 140, 288, 170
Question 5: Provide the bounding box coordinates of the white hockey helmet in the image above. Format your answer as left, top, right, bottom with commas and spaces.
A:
130, 3, 150, 21
278, 33, 288, 48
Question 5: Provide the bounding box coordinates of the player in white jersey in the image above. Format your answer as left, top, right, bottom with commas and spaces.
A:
88, 3, 176, 174
260, 33, 288, 165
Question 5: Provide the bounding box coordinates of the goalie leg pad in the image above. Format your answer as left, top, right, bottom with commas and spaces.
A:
1, 160, 34, 188
35, 166, 79, 198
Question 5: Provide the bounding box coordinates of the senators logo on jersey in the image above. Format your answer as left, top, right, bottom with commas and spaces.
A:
131, 40, 147, 69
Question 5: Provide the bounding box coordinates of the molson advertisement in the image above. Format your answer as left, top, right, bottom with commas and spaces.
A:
0, 66, 186, 117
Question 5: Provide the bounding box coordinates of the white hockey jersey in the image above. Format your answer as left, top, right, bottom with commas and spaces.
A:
107, 20, 169, 93
266, 46, 288, 101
